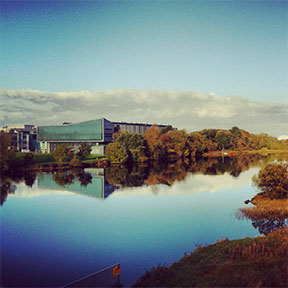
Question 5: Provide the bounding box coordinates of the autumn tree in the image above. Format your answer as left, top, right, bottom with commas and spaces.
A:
144, 125, 162, 159
115, 132, 148, 162
53, 144, 74, 164
252, 163, 288, 199
167, 130, 190, 158
160, 125, 173, 135
214, 131, 233, 150
105, 142, 129, 164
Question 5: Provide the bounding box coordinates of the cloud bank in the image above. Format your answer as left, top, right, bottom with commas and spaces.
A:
0, 89, 287, 136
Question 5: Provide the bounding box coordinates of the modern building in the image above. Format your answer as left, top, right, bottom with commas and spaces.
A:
1, 124, 39, 152
37, 118, 114, 154
37, 118, 176, 154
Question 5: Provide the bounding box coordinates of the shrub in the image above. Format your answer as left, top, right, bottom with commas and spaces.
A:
252, 163, 288, 199
105, 142, 129, 164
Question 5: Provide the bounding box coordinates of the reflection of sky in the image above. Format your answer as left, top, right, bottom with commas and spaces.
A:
112, 167, 260, 196
1, 168, 260, 287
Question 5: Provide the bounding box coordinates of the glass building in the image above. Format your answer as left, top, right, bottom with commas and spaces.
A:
38, 118, 114, 154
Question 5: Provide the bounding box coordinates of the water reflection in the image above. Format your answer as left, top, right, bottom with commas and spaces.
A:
38, 169, 115, 200
1, 153, 287, 287
1, 153, 286, 206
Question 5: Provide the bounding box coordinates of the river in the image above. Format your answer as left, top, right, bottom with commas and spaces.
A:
1, 154, 286, 287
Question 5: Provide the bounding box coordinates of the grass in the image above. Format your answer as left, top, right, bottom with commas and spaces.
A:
10, 153, 105, 168
82, 154, 105, 163
238, 198, 288, 221
133, 227, 288, 287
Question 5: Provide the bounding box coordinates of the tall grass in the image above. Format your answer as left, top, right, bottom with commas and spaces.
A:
133, 227, 288, 287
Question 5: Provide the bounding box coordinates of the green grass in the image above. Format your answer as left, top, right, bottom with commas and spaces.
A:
82, 154, 105, 163
133, 227, 288, 287
85, 154, 105, 160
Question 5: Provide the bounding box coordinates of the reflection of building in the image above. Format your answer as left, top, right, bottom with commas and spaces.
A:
37, 169, 115, 200
1, 124, 39, 152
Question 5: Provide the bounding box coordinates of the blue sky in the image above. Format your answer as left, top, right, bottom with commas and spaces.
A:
0, 1, 287, 135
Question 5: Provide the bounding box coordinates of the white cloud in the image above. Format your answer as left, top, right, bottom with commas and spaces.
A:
0, 89, 287, 136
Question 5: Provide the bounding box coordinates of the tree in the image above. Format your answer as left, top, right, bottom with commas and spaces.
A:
77, 143, 92, 160
252, 163, 288, 199
0, 131, 12, 171
113, 132, 148, 162
105, 142, 129, 164
230, 126, 241, 137
160, 125, 173, 135
53, 144, 73, 164
214, 131, 232, 150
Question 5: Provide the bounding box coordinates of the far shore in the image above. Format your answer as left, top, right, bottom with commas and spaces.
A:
202, 149, 287, 157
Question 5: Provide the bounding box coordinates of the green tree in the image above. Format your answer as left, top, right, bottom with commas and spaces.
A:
160, 125, 173, 135
53, 144, 73, 164
77, 143, 92, 160
230, 126, 242, 137
252, 163, 288, 199
105, 142, 129, 164
0, 131, 12, 171
214, 131, 232, 150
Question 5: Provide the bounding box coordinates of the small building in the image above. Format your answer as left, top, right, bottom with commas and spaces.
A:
1, 124, 39, 152
37, 118, 114, 154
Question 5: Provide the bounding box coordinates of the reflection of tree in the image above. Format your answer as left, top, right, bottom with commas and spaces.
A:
53, 172, 75, 187
251, 218, 287, 235
105, 154, 287, 189
0, 177, 16, 206
238, 199, 288, 235
75, 170, 92, 187
53, 170, 93, 187
24, 172, 37, 187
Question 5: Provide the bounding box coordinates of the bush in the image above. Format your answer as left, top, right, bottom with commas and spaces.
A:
53, 144, 74, 163
252, 163, 288, 199
105, 142, 129, 164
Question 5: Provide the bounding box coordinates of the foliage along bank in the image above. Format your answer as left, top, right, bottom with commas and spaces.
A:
133, 227, 288, 287
1, 126, 287, 170
105, 125, 287, 164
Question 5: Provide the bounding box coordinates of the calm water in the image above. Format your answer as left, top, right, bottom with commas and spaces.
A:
1, 154, 286, 287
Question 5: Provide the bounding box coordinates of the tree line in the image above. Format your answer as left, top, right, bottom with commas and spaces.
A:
105, 125, 287, 164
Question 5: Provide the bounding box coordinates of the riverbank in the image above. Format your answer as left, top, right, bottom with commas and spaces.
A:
133, 226, 288, 287
202, 149, 287, 157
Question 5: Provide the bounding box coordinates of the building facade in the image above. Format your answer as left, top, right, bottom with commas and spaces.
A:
1, 124, 39, 152
37, 118, 114, 154
113, 122, 171, 134
37, 118, 175, 154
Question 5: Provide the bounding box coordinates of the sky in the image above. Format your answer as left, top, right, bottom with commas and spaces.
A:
0, 0, 287, 136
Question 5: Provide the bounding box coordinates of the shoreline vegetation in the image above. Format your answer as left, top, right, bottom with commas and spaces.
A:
1, 126, 287, 172
133, 227, 288, 287
133, 163, 288, 287
3, 149, 288, 173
